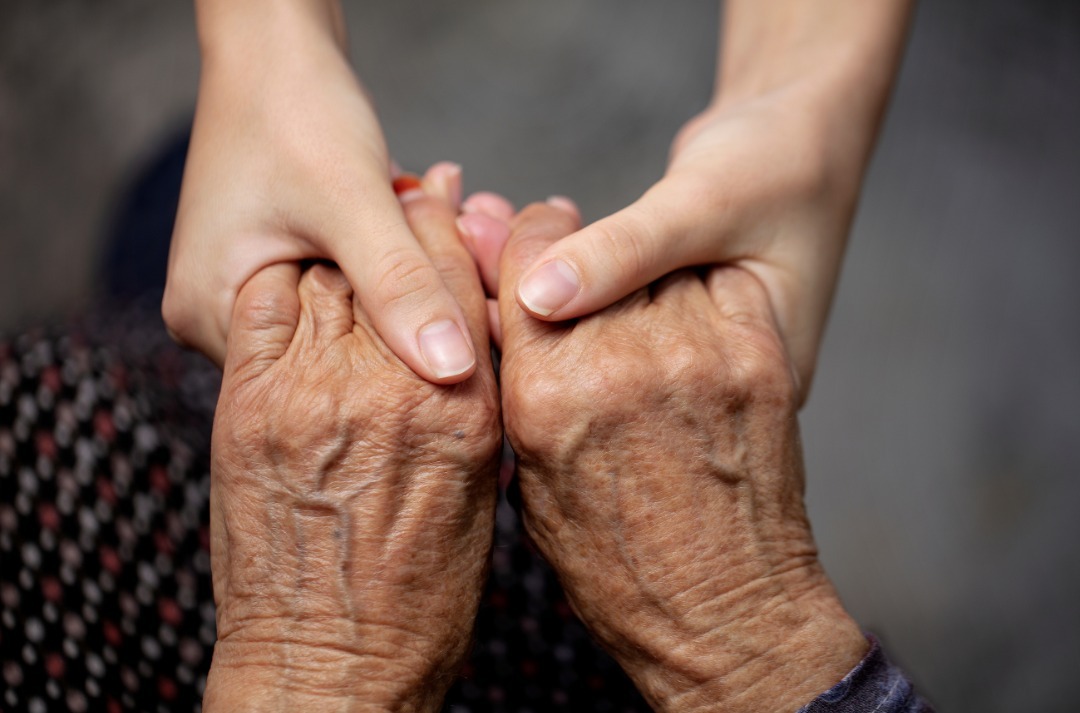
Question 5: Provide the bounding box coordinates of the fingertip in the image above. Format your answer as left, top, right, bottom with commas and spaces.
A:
456, 211, 510, 296
393, 173, 425, 204
545, 195, 582, 225
462, 191, 515, 222
422, 162, 463, 210
516, 258, 582, 319
417, 318, 477, 383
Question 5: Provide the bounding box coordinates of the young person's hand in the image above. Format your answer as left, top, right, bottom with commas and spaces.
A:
165, 1, 477, 383
510, 1, 912, 401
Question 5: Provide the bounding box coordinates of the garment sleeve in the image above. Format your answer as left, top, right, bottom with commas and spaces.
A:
797, 636, 935, 713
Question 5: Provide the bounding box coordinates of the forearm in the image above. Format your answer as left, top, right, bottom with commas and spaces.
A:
715, 0, 914, 176
194, 0, 348, 66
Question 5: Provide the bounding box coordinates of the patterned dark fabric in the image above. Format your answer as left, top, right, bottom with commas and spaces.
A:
0, 307, 649, 712
0, 309, 218, 713
0, 307, 928, 712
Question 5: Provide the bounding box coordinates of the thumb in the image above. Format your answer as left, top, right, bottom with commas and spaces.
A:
224, 262, 302, 380
514, 180, 729, 321
498, 200, 582, 349
329, 171, 478, 385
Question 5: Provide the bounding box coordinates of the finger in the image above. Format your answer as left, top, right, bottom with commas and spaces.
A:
293, 263, 355, 349
393, 168, 490, 374
704, 265, 777, 332
486, 298, 502, 350
704, 264, 803, 400
514, 180, 724, 321
421, 161, 463, 211
462, 191, 515, 222
544, 195, 581, 224
456, 211, 510, 297
224, 262, 302, 379
331, 178, 477, 385
499, 203, 581, 349
647, 267, 710, 307
462, 195, 578, 300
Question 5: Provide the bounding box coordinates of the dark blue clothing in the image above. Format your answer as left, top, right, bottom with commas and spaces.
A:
800, 637, 934, 712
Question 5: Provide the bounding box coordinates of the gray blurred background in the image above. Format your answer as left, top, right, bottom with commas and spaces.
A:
2, 0, 1078, 710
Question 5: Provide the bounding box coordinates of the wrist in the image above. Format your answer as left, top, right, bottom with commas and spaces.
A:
625, 571, 866, 713
709, 2, 912, 183
195, 0, 348, 71
685, 74, 879, 208
204, 635, 449, 713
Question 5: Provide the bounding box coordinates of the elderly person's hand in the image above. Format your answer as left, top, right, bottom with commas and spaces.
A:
497, 204, 867, 712
203, 174, 500, 711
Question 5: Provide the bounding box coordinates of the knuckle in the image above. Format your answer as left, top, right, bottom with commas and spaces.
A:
512, 204, 577, 242
504, 343, 650, 458
587, 212, 653, 283
304, 263, 351, 296
369, 247, 446, 314
161, 284, 195, 345
502, 365, 575, 457
655, 337, 708, 386
381, 373, 503, 470
400, 193, 445, 224
720, 324, 798, 410
237, 285, 297, 336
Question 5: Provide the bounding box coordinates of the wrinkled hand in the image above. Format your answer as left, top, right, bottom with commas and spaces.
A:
497, 204, 866, 713
204, 184, 500, 712
165, 7, 476, 383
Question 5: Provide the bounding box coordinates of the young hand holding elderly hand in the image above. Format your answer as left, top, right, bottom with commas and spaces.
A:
188, 1, 920, 709
204, 170, 885, 712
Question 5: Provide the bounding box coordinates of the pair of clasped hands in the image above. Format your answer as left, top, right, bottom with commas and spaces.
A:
200, 161, 868, 712
167, 5, 907, 709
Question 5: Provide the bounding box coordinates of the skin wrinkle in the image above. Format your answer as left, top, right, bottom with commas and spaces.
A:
207, 236, 499, 710
498, 209, 867, 713
212, 635, 431, 707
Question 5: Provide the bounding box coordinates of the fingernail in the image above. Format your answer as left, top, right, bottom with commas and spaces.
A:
457, 212, 509, 246
418, 319, 475, 379
393, 175, 425, 204
546, 195, 580, 218
518, 259, 580, 317
424, 162, 463, 209
392, 175, 422, 194
463, 192, 516, 221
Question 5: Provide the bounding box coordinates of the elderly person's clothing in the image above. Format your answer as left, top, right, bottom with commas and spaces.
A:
0, 313, 933, 712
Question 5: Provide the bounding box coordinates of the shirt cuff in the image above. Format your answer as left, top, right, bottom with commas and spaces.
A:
796, 635, 935, 713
